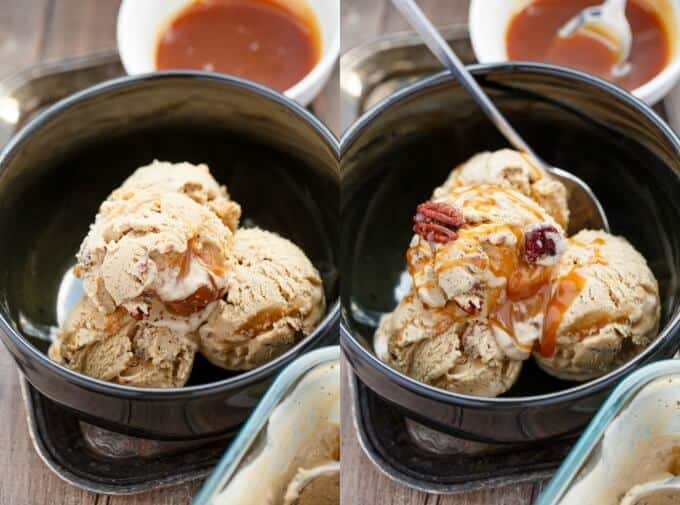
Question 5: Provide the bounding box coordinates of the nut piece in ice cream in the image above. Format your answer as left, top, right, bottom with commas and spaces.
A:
434, 149, 570, 229
199, 228, 325, 371
76, 191, 232, 318
534, 230, 660, 381
110, 160, 241, 231
49, 297, 196, 388
375, 294, 523, 397
408, 185, 566, 358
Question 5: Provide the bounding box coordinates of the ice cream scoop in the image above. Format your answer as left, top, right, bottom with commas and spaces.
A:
434, 149, 570, 229
49, 297, 197, 388
200, 228, 325, 371
375, 293, 523, 397
76, 190, 232, 319
534, 229, 660, 381
408, 185, 567, 359
110, 160, 241, 232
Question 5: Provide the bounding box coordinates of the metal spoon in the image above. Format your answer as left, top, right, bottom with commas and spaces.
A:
391, 0, 611, 233
560, 0, 632, 78
620, 475, 680, 505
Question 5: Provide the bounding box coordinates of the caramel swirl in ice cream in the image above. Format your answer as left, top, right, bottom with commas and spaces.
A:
540, 270, 586, 358
199, 228, 325, 371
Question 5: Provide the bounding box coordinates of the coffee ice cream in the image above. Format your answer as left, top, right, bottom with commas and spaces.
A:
76, 190, 232, 320
49, 297, 196, 388
200, 228, 325, 371
375, 293, 523, 396
110, 160, 241, 231
534, 230, 660, 381
434, 149, 570, 229
408, 185, 567, 360
376, 149, 661, 395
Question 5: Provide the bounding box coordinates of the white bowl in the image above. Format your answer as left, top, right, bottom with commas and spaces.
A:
469, 0, 680, 105
117, 0, 339, 106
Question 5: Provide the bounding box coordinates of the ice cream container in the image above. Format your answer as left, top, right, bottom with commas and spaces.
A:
536, 360, 680, 504
193, 346, 340, 505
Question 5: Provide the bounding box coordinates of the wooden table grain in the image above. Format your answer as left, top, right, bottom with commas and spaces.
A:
0, 1, 337, 504
339, 1, 545, 504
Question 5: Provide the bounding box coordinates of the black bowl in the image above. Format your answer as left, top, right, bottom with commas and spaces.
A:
340, 63, 680, 443
0, 72, 339, 440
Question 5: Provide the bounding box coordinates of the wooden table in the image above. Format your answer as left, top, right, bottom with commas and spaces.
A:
340, 1, 548, 504
0, 1, 337, 504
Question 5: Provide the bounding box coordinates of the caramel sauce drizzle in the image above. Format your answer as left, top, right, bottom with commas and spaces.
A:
448, 185, 546, 221
403, 190, 617, 359
540, 270, 586, 357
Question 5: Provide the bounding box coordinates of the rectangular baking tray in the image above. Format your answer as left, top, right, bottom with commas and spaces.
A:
193, 345, 340, 505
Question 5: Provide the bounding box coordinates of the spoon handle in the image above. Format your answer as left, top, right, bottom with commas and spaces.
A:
391, 0, 540, 162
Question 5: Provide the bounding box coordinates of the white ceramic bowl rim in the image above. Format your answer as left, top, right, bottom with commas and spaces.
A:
469, 0, 680, 105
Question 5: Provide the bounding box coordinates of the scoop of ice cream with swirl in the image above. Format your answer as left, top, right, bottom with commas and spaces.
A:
51, 161, 325, 388
375, 150, 660, 396
76, 190, 232, 320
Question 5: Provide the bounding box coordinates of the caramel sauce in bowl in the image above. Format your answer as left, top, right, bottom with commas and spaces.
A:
155, 0, 322, 93
117, 0, 340, 105
469, 0, 680, 104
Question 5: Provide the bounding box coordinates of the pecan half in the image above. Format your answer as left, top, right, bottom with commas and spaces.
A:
413, 201, 464, 244
524, 223, 560, 264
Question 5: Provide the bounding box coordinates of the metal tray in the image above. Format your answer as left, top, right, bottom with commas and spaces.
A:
0, 51, 124, 146
349, 372, 573, 495
20, 376, 232, 495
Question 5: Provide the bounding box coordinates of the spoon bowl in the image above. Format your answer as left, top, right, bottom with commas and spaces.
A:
559, 0, 632, 76
551, 166, 611, 234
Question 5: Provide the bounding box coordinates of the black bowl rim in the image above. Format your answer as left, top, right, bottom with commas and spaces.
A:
0, 70, 340, 399
339, 62, 680, 407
